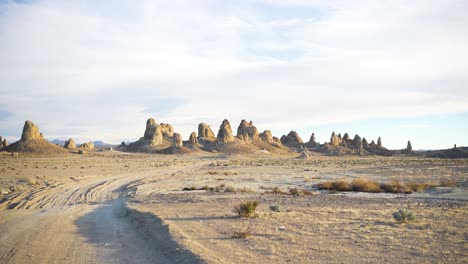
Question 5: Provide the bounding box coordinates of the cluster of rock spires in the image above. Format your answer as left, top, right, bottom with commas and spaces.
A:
4, 118, 465, 158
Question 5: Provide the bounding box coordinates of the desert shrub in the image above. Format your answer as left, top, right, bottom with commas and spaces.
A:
351, 178, 381, 193
269, 204, 280, 212
224, 186, 236, 193
270, 187, 286, 194
406, 182, 428, 193
439, 179, 458, 187
393, 208, 416, 223
289, 188, 300, 196
334, 179, 352, 191
237, 187, 255, 193
317, 181, 334, 190
381, 179, 412, 194
231, 226, 253, 239
234, 201, 259, 217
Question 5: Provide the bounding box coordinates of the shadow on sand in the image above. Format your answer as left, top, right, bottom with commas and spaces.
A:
75, 199, 204, 264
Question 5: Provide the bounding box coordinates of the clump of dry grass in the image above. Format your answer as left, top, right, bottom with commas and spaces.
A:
234, 201, 259, 217
380, 179, 412, 194
231, 226, 253, 239
318, 179, 351, 191
439, 179, 458, 187
351, 178, 381, 193
224, 186, 237, 193
406, 182, 429, 193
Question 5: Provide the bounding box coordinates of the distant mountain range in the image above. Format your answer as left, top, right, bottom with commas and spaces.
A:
48, 139, 115, 147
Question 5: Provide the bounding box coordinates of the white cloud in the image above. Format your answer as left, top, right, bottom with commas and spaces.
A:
0, 0, 467, 148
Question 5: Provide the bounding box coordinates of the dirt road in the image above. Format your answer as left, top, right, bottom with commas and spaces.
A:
0, 163, 206, 264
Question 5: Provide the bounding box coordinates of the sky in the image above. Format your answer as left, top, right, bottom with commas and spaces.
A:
0, 0, 467, 150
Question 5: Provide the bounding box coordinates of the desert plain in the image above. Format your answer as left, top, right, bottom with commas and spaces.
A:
0, 151, 466, 264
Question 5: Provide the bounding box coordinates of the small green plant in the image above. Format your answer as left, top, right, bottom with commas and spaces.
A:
234, 201, 259, 217
393, 208, 416, 223
269, 204, 280, 212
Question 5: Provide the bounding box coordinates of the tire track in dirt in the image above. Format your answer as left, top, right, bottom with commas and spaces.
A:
0, 162, 209, 263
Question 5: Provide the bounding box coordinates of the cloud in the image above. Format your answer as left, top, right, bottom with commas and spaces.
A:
0, 0, 467, 148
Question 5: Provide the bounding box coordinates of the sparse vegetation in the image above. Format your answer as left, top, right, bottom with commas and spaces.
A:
393, 208, 417, 223
269, 204, 280, 212
231, 226, 253, 239
234, 200, 259, 217
351, 178, 381, 193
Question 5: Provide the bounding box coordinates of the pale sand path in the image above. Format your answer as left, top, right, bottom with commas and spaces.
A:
0, 162, 207, 264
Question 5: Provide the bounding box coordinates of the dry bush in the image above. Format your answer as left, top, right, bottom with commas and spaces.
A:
406, 182, 429, 193
317, 181, 334, 190
381, 179, 412, 194
439, 179, 458, 187
234, 201, 259, 218
224, 186, 237, 193
351, 178, 381, 193
237, 187, 255, 193
269, 187, 286, 194
289, 188, 300, 196
334, 179, 352, 191
231, 226, 253, 239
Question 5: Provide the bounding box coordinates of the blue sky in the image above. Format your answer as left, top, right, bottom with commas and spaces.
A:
0, 0, 467, 149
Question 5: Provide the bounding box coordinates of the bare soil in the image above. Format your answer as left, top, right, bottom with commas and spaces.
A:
0, 151, 467, 263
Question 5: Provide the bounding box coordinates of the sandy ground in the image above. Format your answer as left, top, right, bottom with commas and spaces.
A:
0, 151, 467, 263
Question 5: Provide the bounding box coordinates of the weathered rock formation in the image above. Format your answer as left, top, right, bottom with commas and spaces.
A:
198, 123, 216, 140
330, 132, 342, 147
79, 142, 94, 150
188, 132, 198, 145
362, 137, 369, 148
160, 123, 174, 139
342, 133, 350, 142
281, 131, 303, 145
143, 118, 164, 146
0, 136, 7, 149
353, 134, 363, 150
217, 119, 235, 143
377, 137, 382, 147
173, 133, 183, 147
3, 120, 67, 154
21, 120, 42, 140
406, 141, 412, 151
258, 130, 283, 148
126, 118, 177, 152
236, 120, 259, 143
64, 138, 77, 149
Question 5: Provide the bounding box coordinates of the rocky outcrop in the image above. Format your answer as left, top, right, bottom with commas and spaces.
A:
362, 138, 369, 148
21, 120, 42, 140
377, 137, 382, 147
306, 133, 318, 148
160, 123, 174, 139
281, 131, 303, 145
259, 130, 273, 143
258, 130, 283, 148
79, 142, 94, 150
126, 118, 177, 152
188, 132, 198, 145
353, 134, 362, 150
330, 132, 341, 147
342, 133, 350, 142
198, 123, 215, 140
64, 138, 77, 149
406, 141, 412, 151
143, 118, 164, 146
173, 133, 183, 147
0, 136, 7, 149
217, 119, 235, 143
3, 120, 67, 154
236, 120, 259, 143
